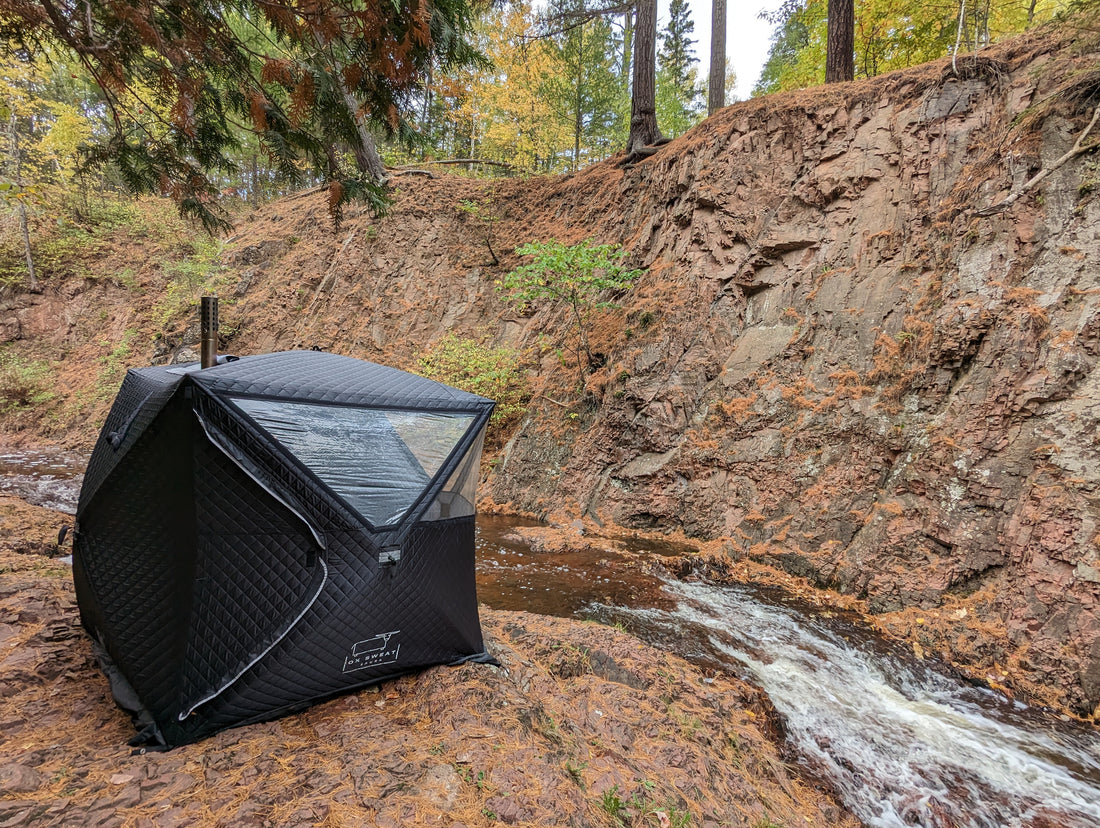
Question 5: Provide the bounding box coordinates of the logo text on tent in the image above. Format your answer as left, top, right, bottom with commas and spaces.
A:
343, 630, 401, 673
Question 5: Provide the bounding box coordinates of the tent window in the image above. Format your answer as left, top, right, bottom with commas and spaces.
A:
231, 398, 474, 527
423, 427, 485, 521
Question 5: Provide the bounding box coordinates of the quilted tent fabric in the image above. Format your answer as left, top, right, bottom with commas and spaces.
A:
73, 351, 496, 747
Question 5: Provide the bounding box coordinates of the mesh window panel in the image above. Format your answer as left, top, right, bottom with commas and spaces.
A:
231, 398, 474, 527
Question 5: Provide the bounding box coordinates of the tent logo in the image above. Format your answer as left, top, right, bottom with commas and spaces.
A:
343, 631, 401, 673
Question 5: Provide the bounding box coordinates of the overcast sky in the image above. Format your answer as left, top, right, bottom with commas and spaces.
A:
672, 0, 782, 100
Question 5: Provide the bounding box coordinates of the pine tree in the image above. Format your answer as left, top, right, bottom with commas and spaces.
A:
656, 0, 702, 136
544, 0, 622, 170
0, 0, 484, 229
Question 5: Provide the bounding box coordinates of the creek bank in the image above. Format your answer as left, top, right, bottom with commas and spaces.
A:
500, 517, 1059, 715
3, 25, 1100, 717
0, 499, 854, 828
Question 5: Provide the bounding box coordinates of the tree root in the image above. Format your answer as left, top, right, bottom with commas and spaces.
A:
977, 104, 1100, 216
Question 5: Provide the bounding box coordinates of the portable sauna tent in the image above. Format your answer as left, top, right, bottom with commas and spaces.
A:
74, 350, 496, 747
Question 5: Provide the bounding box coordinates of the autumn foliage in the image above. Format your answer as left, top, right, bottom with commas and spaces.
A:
0, 0, 482, 228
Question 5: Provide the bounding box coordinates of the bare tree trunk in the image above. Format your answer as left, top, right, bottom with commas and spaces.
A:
574, 22, 585, 171
250, 154, 260, 207
707, 0, 726, 115
825, 0, 855, 83
7, 113, 37, 291
621, 9, 633, 89
625, 0, 664, 155
310, 27, 388, 182
17, 199, 36, 291
341, 87, 388, 181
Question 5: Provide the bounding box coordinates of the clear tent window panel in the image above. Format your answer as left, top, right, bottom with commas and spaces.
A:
424, 428, 485, 521
231, 398, 474, 527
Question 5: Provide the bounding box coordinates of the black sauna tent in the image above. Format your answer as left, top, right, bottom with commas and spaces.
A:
74, 350, 496, 747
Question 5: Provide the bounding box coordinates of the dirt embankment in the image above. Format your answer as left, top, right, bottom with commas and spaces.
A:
2, 26, 1100, 717
0, 511, 852, 828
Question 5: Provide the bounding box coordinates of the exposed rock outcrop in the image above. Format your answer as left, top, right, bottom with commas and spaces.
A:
2, 28, 1099, 715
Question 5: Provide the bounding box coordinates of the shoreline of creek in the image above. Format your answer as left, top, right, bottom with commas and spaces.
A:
4, 447, 1100, 827
0, 441, 1091, 722
0, 491, 857, 828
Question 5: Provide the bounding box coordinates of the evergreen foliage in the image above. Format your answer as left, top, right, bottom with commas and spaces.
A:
656, 0, 703, 137
543, 0, 625, 169
0, 0, 485, 230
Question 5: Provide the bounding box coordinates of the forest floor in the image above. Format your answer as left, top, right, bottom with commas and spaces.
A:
0, 495, 856, 828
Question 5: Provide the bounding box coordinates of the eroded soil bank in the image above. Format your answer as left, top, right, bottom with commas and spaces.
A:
0, 499, 853, 828
2, 25, 1100, 718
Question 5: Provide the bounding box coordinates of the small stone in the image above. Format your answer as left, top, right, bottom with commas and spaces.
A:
484, 796, 524, 825
0, 763, 43, 794
415, 765, 461, 811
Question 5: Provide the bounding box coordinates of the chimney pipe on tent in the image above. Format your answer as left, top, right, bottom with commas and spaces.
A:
200, 296, 218, 369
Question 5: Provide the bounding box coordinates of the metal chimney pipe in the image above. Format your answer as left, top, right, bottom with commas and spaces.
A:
200, 296, 219, 369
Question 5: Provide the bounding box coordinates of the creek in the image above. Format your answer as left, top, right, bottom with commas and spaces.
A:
5, 451, 1100, 828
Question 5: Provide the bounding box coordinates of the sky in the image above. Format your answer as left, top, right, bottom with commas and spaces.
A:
672, 0, 783, 100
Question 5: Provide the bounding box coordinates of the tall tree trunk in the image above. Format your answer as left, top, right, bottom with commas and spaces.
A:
825, 0, 855, 83
7, 113, 37, 292
622, 9, 633, 89
17, 200, 36, 292
707, 0, 726, 115
574, 22, 585, 171
250, 154, 260, 207
341, 86, 389, 181
625, 0, 663, 155
310, 27, 388, 181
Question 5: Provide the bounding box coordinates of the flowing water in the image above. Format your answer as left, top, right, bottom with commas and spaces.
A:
475, 516, 1100, 828
0, 448, 85, 513
6, 453, 1100, 827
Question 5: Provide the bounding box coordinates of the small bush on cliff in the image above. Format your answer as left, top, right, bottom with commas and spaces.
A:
496, 239, 643, 376
0, 350, 56, 413
456, 196, 500, 265
417, 334, 530, 446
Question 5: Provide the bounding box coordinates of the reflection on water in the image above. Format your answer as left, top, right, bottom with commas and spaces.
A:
476, 516, 1100, 828
474, 515, 676, 617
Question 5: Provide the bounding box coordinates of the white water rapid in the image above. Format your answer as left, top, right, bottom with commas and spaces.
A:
601, 580, 1100, 828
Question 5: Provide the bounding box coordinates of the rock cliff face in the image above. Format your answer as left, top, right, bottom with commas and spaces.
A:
2, 29, 1099, 715
478, 35, 1100, 715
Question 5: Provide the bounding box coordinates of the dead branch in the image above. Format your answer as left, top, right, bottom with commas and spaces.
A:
284, 185, 326, 202
308, 229, 357, 310
392, 159, 516, 172
391, 169, 436, 179
977, 104, 1100, 216
534, 394, 572, 409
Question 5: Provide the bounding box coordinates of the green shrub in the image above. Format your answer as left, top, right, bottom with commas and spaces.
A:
0, 351, 56, 413
496, 239, 643, 374
417, 334, 530, 445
